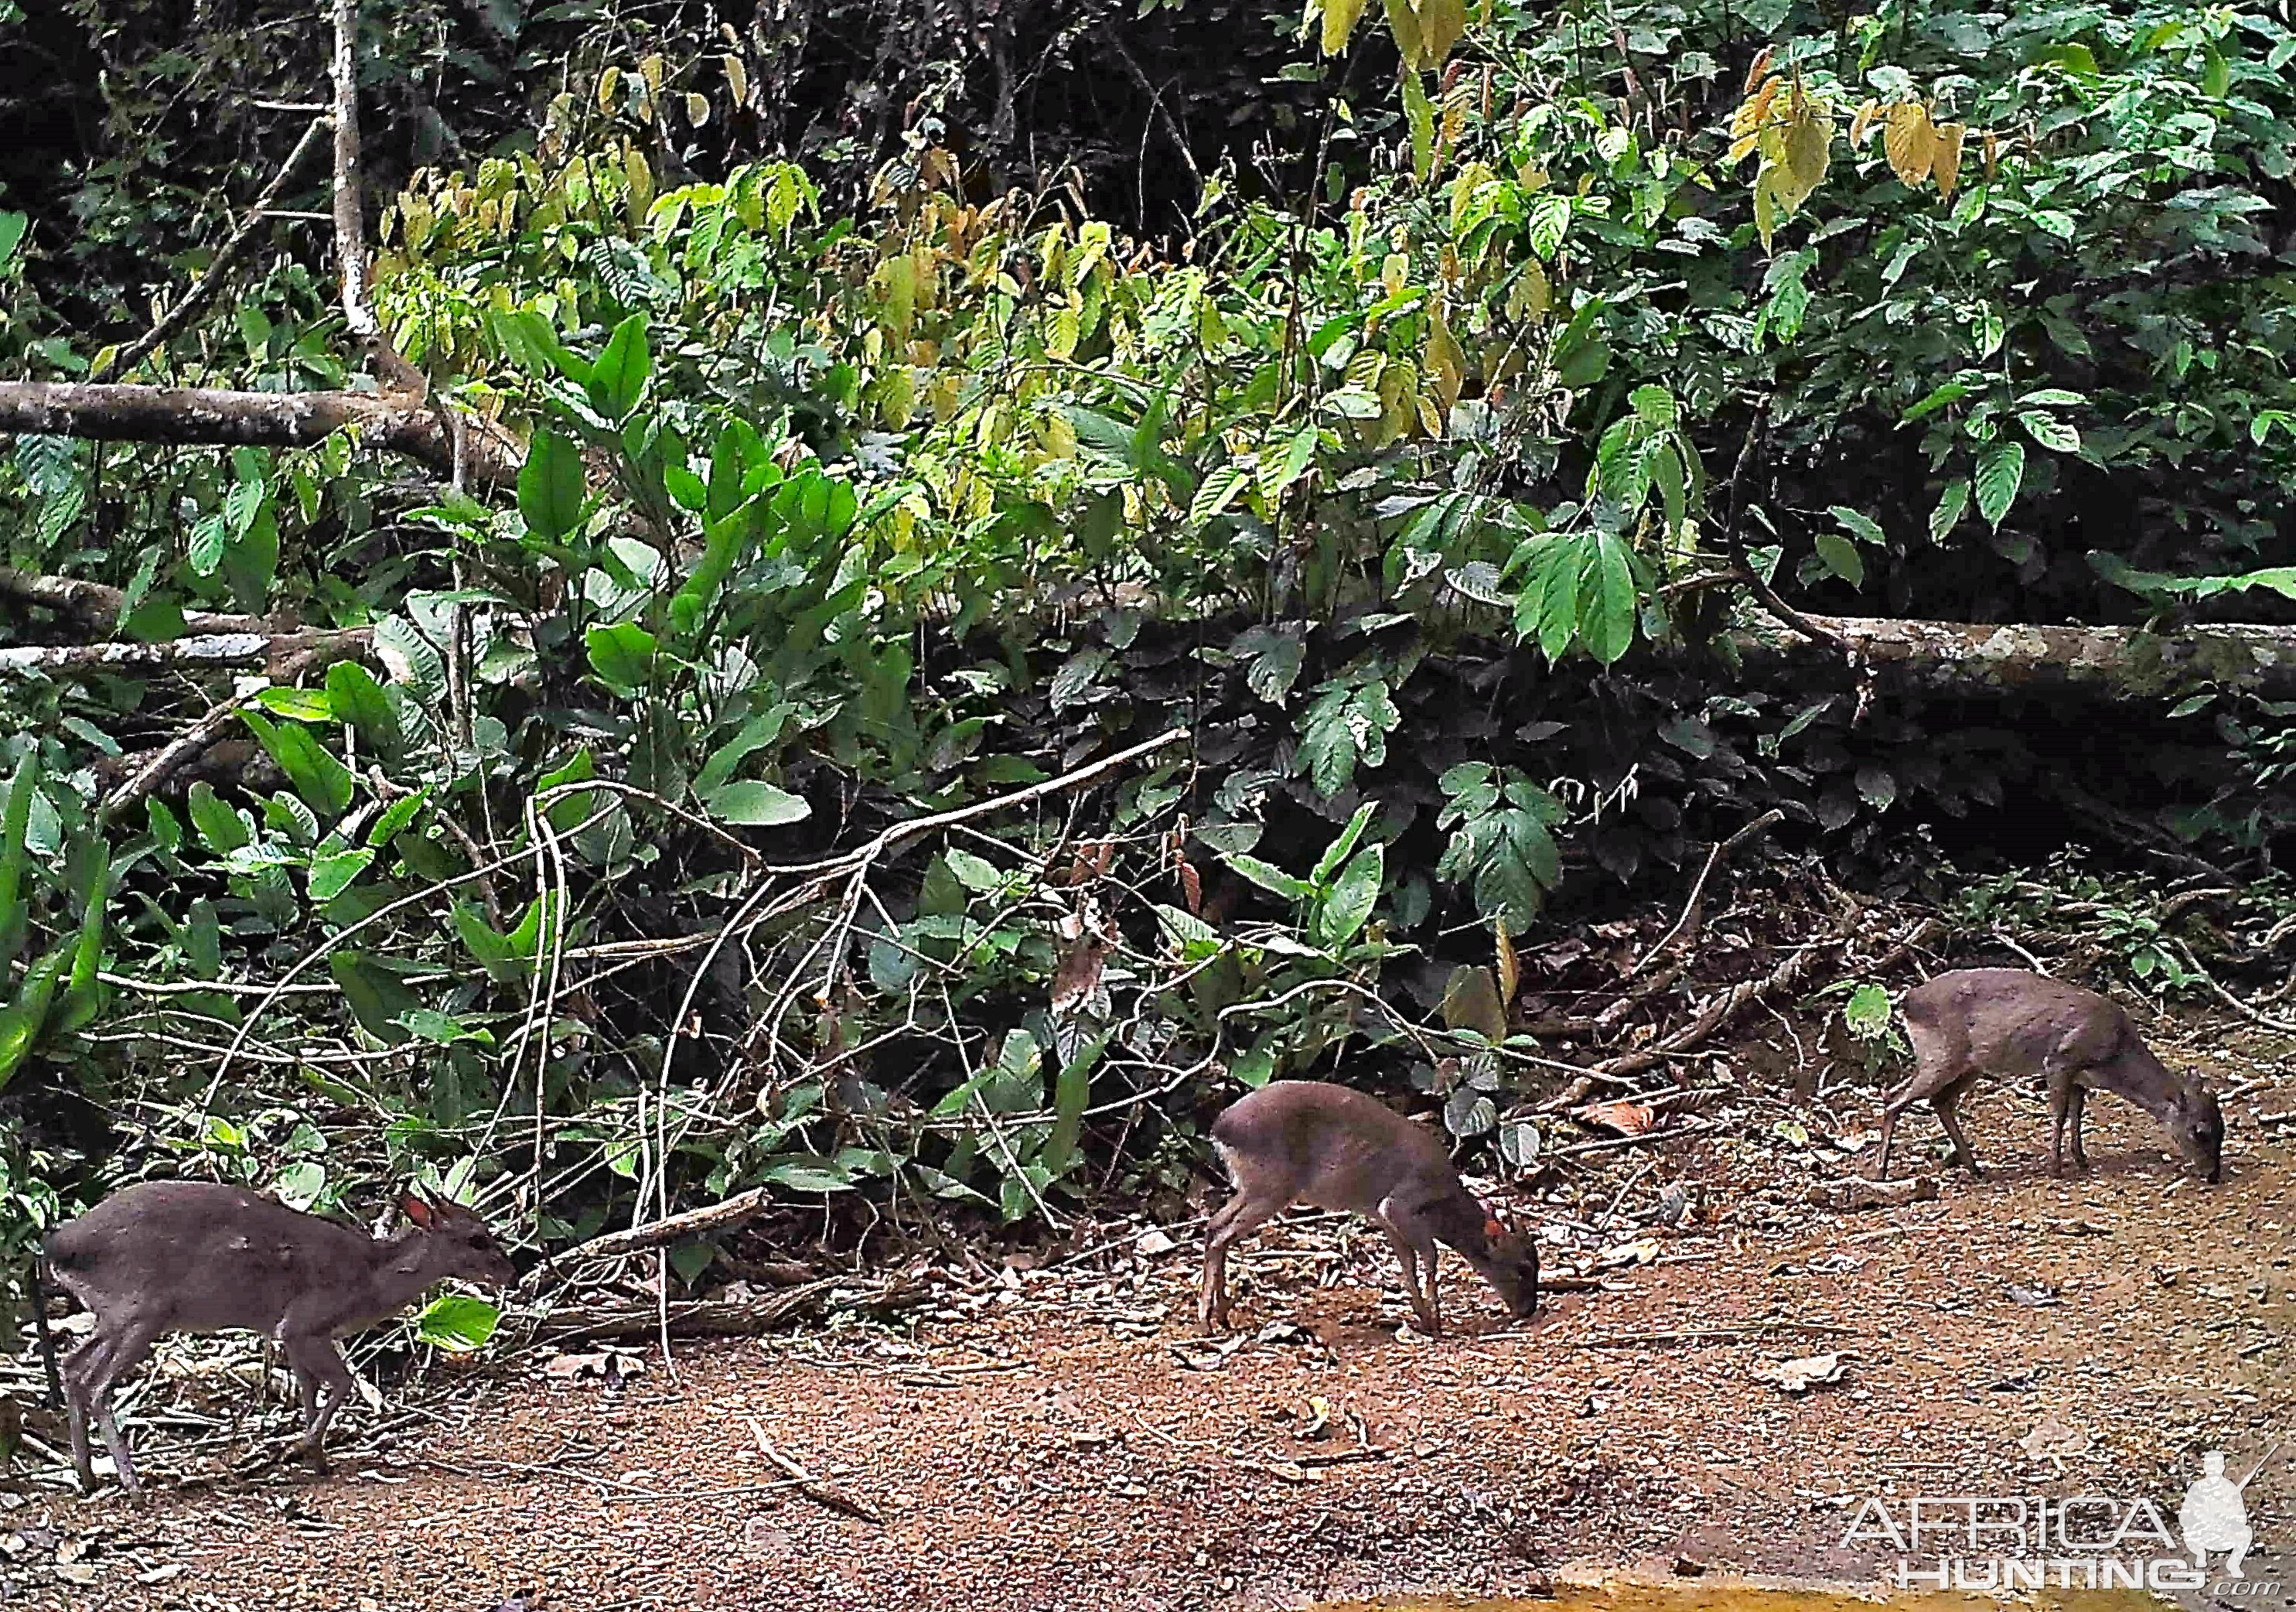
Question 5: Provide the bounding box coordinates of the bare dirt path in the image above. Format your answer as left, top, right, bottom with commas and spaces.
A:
9, 1063, 2294, 1612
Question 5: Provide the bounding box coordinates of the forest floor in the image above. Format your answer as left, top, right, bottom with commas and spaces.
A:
7, 1016, 2296, 1612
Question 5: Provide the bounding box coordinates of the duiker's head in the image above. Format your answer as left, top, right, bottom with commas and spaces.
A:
2168, 1086, 2224, 1183
401, 1192, 518, 1286
1476, 1213, 1541, 1318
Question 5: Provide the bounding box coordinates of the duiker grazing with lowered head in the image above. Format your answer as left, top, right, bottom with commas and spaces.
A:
39, 1182, 514, 1499
1201, 1079, 1539, 1337
1878, 968, 2223, 1183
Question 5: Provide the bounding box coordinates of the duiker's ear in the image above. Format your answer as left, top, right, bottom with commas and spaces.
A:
400, 1192, 438, 1228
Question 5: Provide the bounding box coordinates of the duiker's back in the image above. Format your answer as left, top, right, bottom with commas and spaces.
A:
1210, 1079, 1458, 1210
1903, 968, 2139, 1065
46, 1180, 375, 1335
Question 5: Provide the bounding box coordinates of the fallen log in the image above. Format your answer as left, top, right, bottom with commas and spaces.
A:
1738, 613, 2296, 698
0, 380, 517, 484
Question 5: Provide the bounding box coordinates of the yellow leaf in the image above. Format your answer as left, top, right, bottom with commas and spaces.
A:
1729, 77, 1779, 141
1320, 0, 1372, 56
640, 54, 666, 95
1424, 304, 1465, 415
878, 367, 916, 429
1982, 129, 2001, 181
1449, 161, 1495, 234
623, 145, 654, 228
1742, 46, 1774, 97
724, 54, 749, 107
1381, 251, 1410, 297
1782, 108, 1830, 202
1884, 102, 1936, 187
1048, 304, 1081, 360
1418, 0, 1467, 65
1933, 121, 1967, 200
1041, 409, 1076, 462
1496, 923, 1519, 1004
1728, 132, 1761, 167
596, 67, 623, 114
684, 92, 710, 127
1507, 258, 1551, 321
1849, 97, 1880, 146
1752, 164, 1784, 251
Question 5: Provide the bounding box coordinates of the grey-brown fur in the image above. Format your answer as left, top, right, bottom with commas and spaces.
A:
1877, 968, 2223, 1183
41, 1180, 513, 1498
1200, 1080, 1538, 1337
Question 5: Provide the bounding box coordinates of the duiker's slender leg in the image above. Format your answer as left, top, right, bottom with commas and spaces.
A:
1377, 1221, 1435, 1334
1932, 1080, 1984, 1177
1883, 1021, 1970, 1180
2046, 1067, 2076, 1177
282, 1336, 356, 1471
1199, 1193, 1281, 1333
79, 1315, 164, 1500
2066, 1082, 2091, 1171
58, 1333, 113, 1492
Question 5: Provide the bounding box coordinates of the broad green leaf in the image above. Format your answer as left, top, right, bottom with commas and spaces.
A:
1844, 982, 1893, 1039
186, 782, 250, 855
1312, 801, 1380, 886
254, 686, 335, 723
308, 846, 376, 902
517, 428, 586, 543
587, 312, 653, 420
415, 1295, 502, 1352
0, 212, 26, 274
1188, 464, 1249, 528
1827, 507, 1885, 545
694, 707, 796, 798
0, 950, 67, 1094
585, 622, 657, 693
704, 780, 812, 826
329, 951, 418, 1043
239, 711, 355, 818
366, 788, 429, 847
1313, 842, 1383, 951
1928, 480, 1970, 544
326, 661, 399, 753
1581, 531, 1636, 663
1812, 531, 1865, 587
1222, 852, 1314, 904
1974, 442, 2025, 528
2018, 411, 2081, 453
0, 753, 37, 972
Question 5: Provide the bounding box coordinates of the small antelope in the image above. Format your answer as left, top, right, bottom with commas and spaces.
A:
1200, 1080, 1539, 1337
38, 1181, 514, 1499
1878, 968, 2223, 1183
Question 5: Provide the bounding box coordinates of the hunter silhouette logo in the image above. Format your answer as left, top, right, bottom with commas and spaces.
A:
2182, 1448, 2273, 1577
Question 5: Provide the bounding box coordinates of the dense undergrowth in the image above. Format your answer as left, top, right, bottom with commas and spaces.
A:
0, 0, 2293, 1354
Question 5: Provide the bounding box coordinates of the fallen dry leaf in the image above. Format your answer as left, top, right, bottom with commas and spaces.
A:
2019, 1416, 2091, 1460
1581, 1101, 1656, 1136
1756, 1351, 1848, 1393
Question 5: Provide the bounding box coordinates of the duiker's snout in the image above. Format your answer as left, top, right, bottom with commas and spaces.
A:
2174, 1091, 2226, 1183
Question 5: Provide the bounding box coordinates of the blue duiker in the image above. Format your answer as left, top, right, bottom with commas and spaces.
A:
1200, 1079, 1539, 1337
39, 1182, 513, 1498
1878, 968, 2223, 1183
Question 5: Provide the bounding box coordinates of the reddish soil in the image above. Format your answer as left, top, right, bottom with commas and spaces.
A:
6, 1029, 2293, 1612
